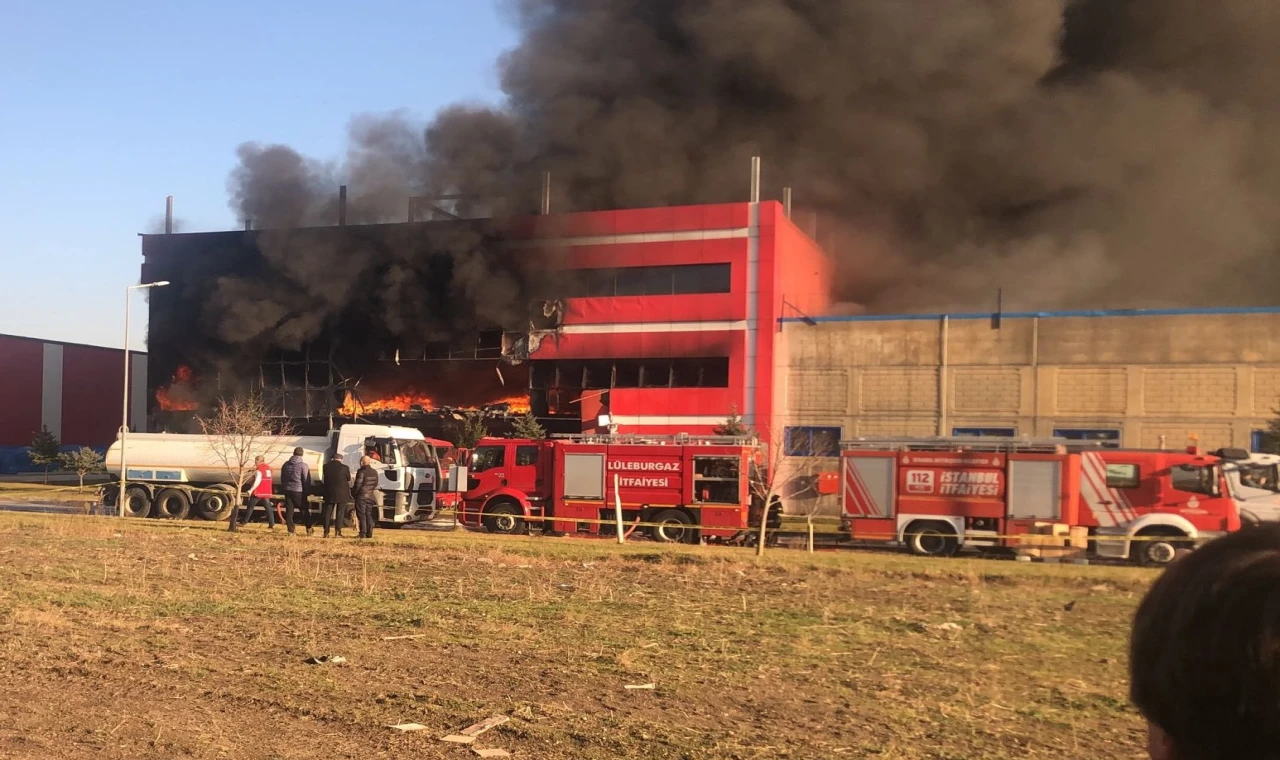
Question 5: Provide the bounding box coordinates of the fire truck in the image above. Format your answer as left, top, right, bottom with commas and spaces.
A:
839, 437, 1241, 565
459, 434, 767, 543
1222, 452, 1280, 524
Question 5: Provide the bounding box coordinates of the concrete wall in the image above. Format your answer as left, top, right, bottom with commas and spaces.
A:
772, 309, 1280, 515
779, 310, 1280, 451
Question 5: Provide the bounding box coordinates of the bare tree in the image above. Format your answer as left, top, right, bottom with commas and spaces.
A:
749, 428, 832, 556
199, 394, 293, 532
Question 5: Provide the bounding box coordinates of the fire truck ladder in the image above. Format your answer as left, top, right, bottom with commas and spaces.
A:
551, 433, 759, 446
839, 436, 1105, 454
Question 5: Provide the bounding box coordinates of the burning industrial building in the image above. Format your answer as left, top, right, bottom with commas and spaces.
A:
139, 0, 1280, 445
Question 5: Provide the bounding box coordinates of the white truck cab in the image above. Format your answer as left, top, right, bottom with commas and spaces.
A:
329, 424, 465, 525
1223, 452, 1280, 524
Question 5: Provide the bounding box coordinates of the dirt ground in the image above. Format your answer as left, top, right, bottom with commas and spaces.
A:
0, 513, 1154, 759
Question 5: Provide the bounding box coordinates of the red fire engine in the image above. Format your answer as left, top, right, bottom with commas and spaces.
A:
460, 434, 761, 543
840, 437, 1241, 565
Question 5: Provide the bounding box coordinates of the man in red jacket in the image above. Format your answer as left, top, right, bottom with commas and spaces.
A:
233, 455, 276, 531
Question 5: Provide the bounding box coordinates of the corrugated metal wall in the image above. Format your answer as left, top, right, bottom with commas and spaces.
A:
0, 334, 147, 452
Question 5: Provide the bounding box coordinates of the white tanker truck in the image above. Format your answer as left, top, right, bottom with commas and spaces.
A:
102, 424, 466, 525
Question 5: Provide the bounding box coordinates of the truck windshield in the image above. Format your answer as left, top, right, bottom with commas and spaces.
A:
1237, 463, 1279, 491
397, 440, 434, 468
436, 445, 458, 468
472, 445, 505, 473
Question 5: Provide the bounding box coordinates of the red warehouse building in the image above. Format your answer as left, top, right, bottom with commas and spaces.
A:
0, 334, 147, 473
511, 201, 832, 435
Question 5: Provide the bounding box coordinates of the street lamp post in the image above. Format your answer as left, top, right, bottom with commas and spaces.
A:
119, 281, 169, 518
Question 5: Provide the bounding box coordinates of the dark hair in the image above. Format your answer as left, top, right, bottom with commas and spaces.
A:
1129, 525, 1280, 760
293, 447, 304, 456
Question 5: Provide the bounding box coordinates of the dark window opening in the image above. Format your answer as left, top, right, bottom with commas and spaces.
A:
784, 427, 841, 457
1054, 428, 1121, 449
532, 358, 730, 390
565, 263, 732, 298
953, 427, 1017, 438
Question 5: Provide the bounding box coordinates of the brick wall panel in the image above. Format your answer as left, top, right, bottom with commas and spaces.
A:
1055, 368, 1128, 415
1143, 368, 1236, 415
786, 370, 849, 413
1253, 368, 1280, 415
860, 369, 938, 412
856, 418, 939, 437
952, 369, 1021, 414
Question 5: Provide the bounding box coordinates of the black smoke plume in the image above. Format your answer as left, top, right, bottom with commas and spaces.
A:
223, 0, 1280, 334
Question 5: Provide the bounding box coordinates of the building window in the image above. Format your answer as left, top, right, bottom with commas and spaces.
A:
1053, 428, 1122, 449
1253, 430, 1268, 452
784, 426, 841, 457
532, 358, 730, 390
952, 427, 1016, 438
565, 263, 732, 297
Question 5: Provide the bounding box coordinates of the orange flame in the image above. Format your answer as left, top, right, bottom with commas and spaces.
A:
155, 365, 200, 411
339, 391, 531, 416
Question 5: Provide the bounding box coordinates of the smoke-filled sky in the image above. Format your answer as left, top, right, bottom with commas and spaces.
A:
228, 0, 1280, 315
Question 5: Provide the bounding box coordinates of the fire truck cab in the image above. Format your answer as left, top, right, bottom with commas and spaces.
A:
461, 434, 759, 543
840, 437, 1239, 565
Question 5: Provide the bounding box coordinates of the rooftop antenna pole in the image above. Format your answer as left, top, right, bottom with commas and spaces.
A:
540, 172, 552, 215
993, 287, 1003, 329
749, 157, 761, 203
164, 196, 174, 234
338, 185, 348, 226
782, 187, 793, 219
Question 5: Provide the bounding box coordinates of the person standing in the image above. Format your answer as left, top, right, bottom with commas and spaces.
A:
279, 447, 314, 535
234, 455, 276, 531
351, 455, 380, 539
321, 452, 353, 538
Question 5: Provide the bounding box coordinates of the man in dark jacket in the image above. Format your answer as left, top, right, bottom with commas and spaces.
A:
351, 455, 380, 539
279, 447, 314, 535
321, 453, 353, 538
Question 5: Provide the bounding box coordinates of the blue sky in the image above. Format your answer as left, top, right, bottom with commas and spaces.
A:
0, 1, 516, 350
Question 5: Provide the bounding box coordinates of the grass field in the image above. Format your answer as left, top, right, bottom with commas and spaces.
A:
0, 512, 1155, 759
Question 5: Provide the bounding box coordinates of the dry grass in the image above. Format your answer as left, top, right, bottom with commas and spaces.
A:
0, 512, 1154, 759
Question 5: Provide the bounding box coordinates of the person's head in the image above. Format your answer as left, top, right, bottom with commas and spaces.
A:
359, 455, 371, 467
1130, 524, 1280, 760
329, 451, 342, 462
254, 455, 264, 465
293, 447, 304, 457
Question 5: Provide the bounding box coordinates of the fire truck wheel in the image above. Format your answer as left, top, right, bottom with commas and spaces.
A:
905, 521, 958, 558
649, 509, 695, 544
1134, 528, 1188, 567
153, 488, 192, 520
194, 486, 237, 521
121, 486, 153, 518
483, 501, 527, 535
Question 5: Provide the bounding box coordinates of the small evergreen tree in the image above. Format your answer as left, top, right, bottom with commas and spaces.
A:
455, 412, 490, 449
28, 426, 62, 484
510, 412, 546, 440
714, 406, 752, 437
58, 447, 106, 490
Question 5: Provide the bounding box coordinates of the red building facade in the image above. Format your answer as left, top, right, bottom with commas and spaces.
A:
511, 201, 831, 435
0, 334, 147, 469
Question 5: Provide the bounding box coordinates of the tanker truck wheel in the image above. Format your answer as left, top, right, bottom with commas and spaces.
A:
153, 488, 191, 520
121, 486, 153, 518
194, 486, 237, 522
483, 500, 526, 535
